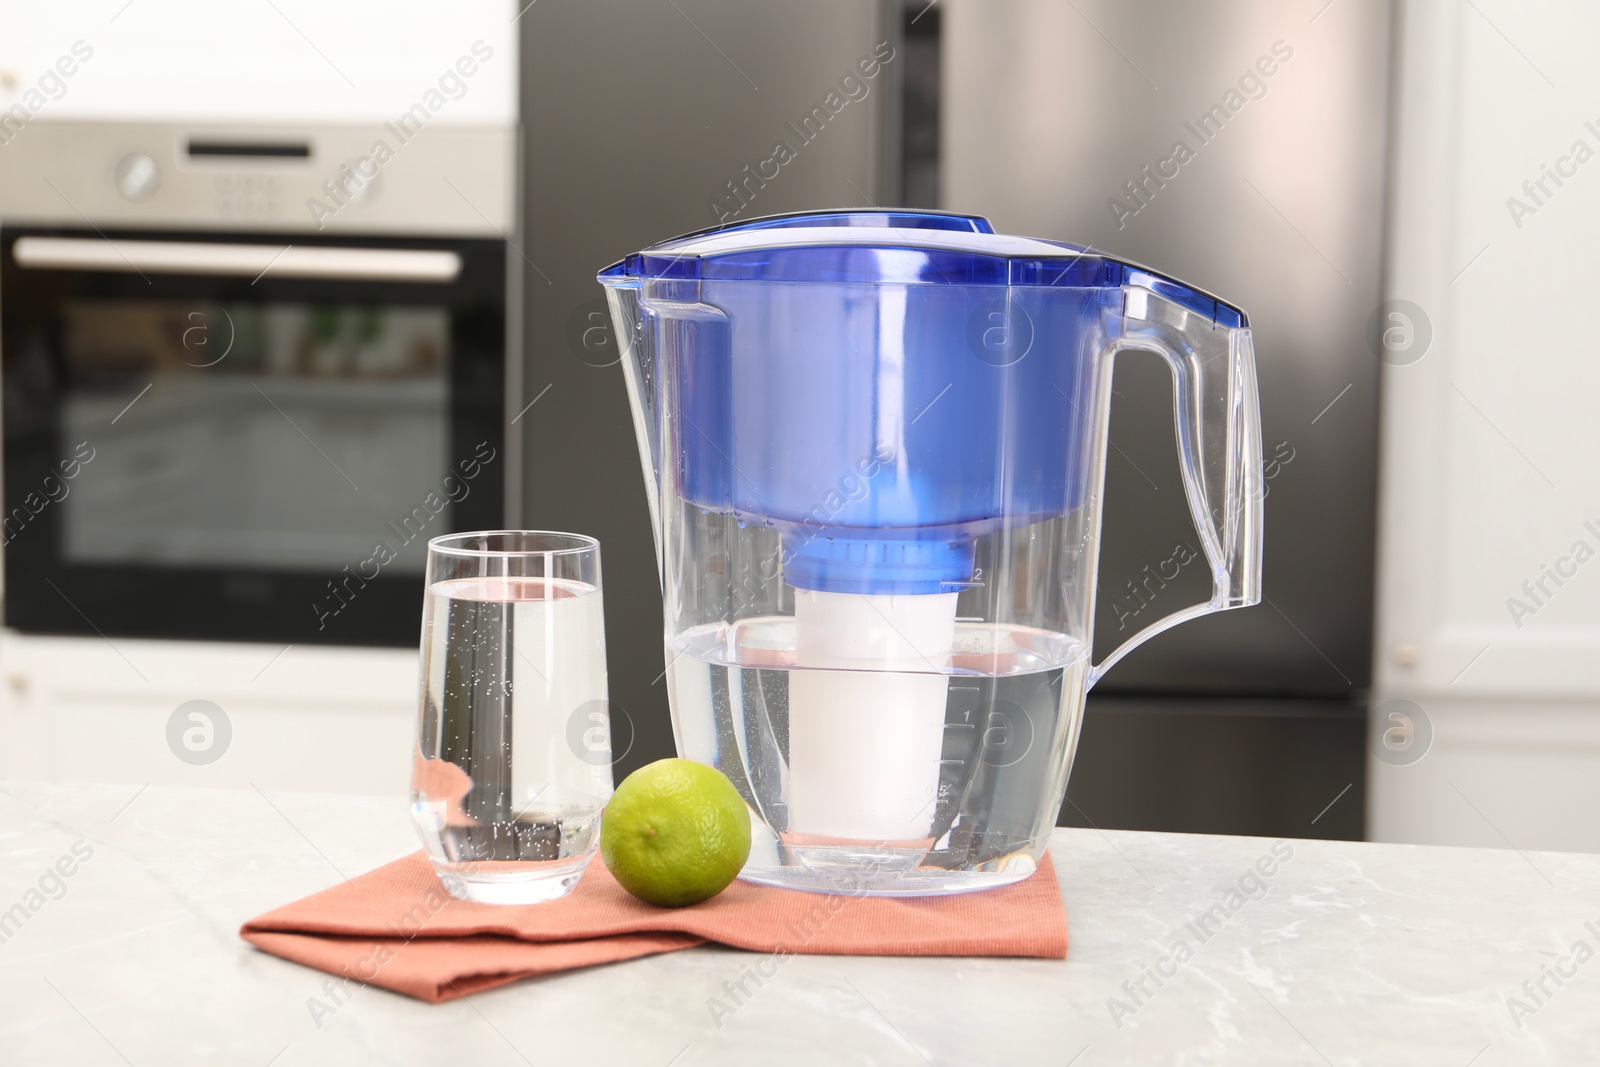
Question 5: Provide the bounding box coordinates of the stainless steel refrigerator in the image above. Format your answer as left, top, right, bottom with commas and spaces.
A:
518, 0, 1389, 840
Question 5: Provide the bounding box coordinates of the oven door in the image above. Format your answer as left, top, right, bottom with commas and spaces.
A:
1, 226, 506, 647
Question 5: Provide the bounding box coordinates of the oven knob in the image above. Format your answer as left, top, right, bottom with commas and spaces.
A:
115, 153, 161, 202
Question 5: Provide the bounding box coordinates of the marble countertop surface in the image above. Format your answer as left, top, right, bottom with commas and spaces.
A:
0, 781, 1596, 1066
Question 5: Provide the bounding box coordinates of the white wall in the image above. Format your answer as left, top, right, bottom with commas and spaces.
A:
0, 0, 518, 125
1371, 0, 1600, 851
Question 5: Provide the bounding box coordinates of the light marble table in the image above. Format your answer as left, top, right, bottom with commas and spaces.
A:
0, 782, 1596, 1066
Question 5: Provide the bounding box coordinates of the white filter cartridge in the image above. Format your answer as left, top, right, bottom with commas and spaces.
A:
787, 588, 958, 842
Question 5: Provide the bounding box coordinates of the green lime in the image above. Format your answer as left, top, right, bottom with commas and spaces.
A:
601, 758, 751, 907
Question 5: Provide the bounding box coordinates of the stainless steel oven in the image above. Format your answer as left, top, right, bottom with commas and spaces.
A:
0, 122, 516, 647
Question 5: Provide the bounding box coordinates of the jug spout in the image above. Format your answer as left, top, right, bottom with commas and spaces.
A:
598, 277, 664, 578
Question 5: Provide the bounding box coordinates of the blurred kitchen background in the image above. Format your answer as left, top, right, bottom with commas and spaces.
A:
0, 0, 1595, 853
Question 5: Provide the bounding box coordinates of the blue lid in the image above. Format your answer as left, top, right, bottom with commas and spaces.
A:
599, 208, 1247, 328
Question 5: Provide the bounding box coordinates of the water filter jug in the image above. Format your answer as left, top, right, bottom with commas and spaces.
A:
599, 210, 1262, 894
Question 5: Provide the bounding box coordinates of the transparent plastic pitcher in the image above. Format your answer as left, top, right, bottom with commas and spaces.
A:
599, 210, 1262, 895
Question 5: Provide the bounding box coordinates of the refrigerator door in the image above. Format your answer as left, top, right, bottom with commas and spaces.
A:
943, 0, 1392, 697
1064, 695, 1365, 840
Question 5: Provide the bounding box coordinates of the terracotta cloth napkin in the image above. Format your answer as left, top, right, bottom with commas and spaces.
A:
241, 851, 1067, 1002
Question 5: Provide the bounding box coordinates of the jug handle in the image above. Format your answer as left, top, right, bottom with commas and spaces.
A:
1087, 285, 1264, 689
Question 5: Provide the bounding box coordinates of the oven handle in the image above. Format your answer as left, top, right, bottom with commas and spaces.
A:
11, 237, 462, 283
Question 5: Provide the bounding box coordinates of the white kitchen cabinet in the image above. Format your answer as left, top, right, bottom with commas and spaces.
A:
0, 632, 417, 796
1371, 0, 1600, 850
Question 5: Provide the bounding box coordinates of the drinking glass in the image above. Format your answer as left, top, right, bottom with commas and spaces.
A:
410, 531, 612, 904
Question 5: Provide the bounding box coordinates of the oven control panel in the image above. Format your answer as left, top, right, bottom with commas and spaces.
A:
0, 121, 513, 236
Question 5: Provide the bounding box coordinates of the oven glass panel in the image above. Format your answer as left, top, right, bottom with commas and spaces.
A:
1, 226, 507, 647
58, 299, 456, 575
